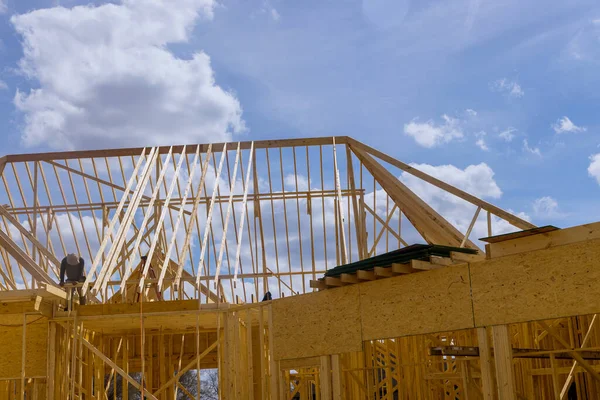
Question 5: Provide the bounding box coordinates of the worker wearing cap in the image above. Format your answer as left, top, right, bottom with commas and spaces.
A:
60, 253, 87, 305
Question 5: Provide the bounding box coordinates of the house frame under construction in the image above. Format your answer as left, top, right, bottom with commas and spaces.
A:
0, 136, 599, 399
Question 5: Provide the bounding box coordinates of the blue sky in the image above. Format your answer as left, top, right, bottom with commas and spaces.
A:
1, 0, 599, 230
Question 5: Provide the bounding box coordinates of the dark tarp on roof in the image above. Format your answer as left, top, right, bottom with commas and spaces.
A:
324, 244, 478, 277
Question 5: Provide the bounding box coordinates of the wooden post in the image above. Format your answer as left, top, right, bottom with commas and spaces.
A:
268, 305, 279, 400
319, 355, 332, 400
47, 321, 56, 400
331, 355, 342, 400
20, 314, 26, 400
492, 325, 516, 399
476, 327, 495, 399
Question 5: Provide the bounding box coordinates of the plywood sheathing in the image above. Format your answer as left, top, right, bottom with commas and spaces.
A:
272, 232, 600, 360
0, 315, 48, 379
271, 285, 362, 360
471, 237, 600, 326
360, 264, 473, 340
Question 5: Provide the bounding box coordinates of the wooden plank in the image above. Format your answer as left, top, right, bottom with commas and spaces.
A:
331, 354, 342, 400
356, 270, 375, 281
373, 266, 394, 277
20, 314, 26, 400
156, 145, 201, 290
476, 327, 495, 400
233, 143, 254, 281
196, 144, 228, 286
319, 356, 332, 400
214, 143, 242, 286
80, 337, 158, 400
4, 137, 346, 163
0, 206, 60, 268
340, 273, 359, 284
138, 147, 186, 292
82, 147, 153, 295
0, 228, 55, 285
271, 285, 362, 360
481, 225, 558, 243
324, 276, 344, 287
491, 325, 516, 399
486, 221, 600, 259
360, 264, 474, 341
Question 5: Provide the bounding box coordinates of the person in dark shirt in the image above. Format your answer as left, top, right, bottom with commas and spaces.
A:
60, 253, 86, 305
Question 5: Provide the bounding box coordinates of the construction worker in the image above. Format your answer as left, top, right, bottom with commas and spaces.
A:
59, 253, 87, 305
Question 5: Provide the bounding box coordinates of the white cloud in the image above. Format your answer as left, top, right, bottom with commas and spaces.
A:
11, 0, 245, 150
400, 163, 527, 243
465, 108, 477, 117
491, 78, 524, 98
475, 138, 489, 151
259, 1, 280, 22
588, 154, 600, 185
403, 114, 463, 148
0, 80, 7, 90
474, 131, 488, 151
523, 139, 541, 156
532, 196, 563, 219
552, 116, 586, 134
498, 127, 516, 142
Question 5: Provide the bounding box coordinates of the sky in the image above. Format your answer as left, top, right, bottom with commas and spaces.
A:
1, 0, 599, 232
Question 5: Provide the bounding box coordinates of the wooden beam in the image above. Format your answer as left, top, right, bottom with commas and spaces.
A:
477, 328, 495, 400
373, 267, 394, 277
340, 273, 359, 284
409, 259, 440, 271
153, 339, 219, 396
0, 228, 56, 285
491, 325, 516, 399
80, 336, 158, 400
324, 277, 344, 287
346, 137, 535, 230
0, 206, 60, 268
350, 144, 481, 250
82, 147, 153, 296
560, 315, 597, 399
538, 321, 600, 383
4, 137, 348, 163
356, 270, 375, 281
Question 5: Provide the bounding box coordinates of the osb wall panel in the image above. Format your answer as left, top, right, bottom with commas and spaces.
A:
271, 285, 362, 360
471, 237, 600, 326
0, 315, 48, 379
359, 264, 474, 340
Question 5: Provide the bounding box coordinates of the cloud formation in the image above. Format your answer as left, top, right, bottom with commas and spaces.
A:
491, 78, 524, 98
404, 115, 463, 148
0, 0, 6, 14
11, 0, 245, 150
532, 196, 563, 219
498, 127, 516, 142
552, 116, 586, 134
588, 154, 600, 185
523, 139, 541, 156
401, 162, 527, 242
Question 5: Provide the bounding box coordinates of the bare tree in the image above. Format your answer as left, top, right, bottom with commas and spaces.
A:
105, 370, 218, 399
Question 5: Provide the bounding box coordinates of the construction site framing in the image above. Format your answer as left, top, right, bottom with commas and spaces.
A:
0, 136, 599, 399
